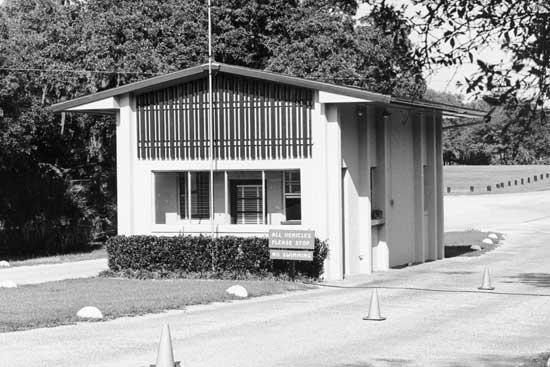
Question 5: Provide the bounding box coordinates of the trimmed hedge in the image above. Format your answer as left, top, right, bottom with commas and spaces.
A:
106, 235, 329, 279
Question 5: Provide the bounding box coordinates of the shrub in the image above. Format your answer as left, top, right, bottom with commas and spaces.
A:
0, 162, 92, 258
106, 235, 328, 280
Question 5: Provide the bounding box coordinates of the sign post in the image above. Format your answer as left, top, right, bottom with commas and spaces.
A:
268, 229, 315, 279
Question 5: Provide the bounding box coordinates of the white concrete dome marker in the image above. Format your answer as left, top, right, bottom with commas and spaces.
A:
488, 233, 499, 240
482, 238, 494, 245
76, 306, 103, 319
226, 285, 248, 298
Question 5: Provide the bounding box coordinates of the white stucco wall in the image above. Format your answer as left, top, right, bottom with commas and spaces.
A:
115, 89, 444, 280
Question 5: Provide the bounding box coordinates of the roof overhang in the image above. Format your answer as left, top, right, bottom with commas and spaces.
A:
50, 62, 487, 119
63, 96, 119, 114
390, 96, 487, 119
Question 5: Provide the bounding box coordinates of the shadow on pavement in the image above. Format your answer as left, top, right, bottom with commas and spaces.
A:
332, 354, 527, 367
445, 354, 528, 367
503, 273, 550, 288
435, 270, 477, 275
331, 362, 378, 367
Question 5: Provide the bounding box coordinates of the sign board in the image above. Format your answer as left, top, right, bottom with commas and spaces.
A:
269, 249, 313, 261
268, 229, 314, 262
268, 229, 315, 250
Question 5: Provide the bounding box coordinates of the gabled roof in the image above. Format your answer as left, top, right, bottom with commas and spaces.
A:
50, 62, 487, 118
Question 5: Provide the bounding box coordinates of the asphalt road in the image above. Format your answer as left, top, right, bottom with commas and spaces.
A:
2, 191, 550, 367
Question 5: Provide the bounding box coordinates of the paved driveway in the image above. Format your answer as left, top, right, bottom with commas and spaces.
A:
2, 191, 550, 367
0, 258, 107, 285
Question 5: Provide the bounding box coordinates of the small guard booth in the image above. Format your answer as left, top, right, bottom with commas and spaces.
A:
51, 63, 485, 280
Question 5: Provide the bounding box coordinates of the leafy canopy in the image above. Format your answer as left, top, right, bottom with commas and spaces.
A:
0, 0, 425, 255
409, 0, 549, 109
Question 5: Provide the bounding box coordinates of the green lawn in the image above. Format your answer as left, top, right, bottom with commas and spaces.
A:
7, 247, 107, 267
0, 278, 312, 332
444, 230, 503, 258
444, 165, 550, 195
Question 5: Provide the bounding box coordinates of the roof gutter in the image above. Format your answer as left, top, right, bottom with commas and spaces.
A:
390, 96, 488, 119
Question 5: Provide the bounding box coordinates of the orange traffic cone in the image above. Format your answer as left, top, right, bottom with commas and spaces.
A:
363, 288, 386, 321
154, 324, 178, 367
478, 267, 495, 290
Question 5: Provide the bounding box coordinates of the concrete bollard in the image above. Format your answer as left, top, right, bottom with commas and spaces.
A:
487, 185, 491, 192
470, 186, 474, 193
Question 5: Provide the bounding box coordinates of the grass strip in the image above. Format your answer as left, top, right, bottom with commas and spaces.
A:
0, 277, 312, 332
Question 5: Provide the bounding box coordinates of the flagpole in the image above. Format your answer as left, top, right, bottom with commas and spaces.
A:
208, 0, 215, 239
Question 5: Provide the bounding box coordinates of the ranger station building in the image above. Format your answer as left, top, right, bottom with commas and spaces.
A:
52, 63, 484, 280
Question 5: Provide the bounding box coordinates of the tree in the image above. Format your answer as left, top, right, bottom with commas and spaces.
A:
265, 2, 425, 97
427, 88, 550, 165
0, 0, 425, 256
406, 0, 550, 110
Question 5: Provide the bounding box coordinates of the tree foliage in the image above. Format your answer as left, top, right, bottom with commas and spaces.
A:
407, 0, 550, 110
426, 89, 550, 165
0, 0, 425, 256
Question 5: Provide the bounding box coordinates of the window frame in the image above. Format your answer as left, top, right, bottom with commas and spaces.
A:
178, 171, 211, 220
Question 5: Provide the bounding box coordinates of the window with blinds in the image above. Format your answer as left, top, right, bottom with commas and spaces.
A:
179, 172, 210, 220
231, 182, 263, 224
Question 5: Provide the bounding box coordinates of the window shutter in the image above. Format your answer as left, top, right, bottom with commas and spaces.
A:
179, 173, 189, 219
191, 172, 210, 219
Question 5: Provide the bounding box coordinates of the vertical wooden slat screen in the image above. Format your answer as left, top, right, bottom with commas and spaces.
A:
136, 73, 313, 160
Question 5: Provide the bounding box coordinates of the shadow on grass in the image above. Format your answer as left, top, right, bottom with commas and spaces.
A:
503, 273, 550, 288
